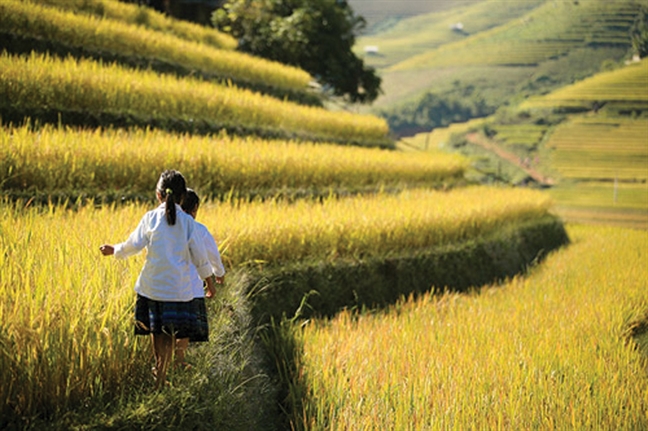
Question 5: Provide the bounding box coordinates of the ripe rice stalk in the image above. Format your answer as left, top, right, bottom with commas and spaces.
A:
22, 0, 238, 51
0, 52, 389, 146
295, 224, 648, 429
0, 184, 552, 418
0, 124, 465, 196
1, 0, 309, 91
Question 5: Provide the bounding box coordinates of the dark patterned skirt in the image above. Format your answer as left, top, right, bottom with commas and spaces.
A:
135, 294, 206, 341
191, 298, 209, 342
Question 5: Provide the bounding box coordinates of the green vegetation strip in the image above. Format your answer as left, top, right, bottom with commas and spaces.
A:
1, 0, 311, 93
243, 215, 568, 324
0, 52, 391, 148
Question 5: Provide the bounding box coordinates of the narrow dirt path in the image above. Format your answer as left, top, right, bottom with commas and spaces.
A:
466, 132, 555, 186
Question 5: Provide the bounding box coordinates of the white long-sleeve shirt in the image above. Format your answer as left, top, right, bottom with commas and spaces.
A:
189, 221, 226, 298
114, 203, 213, 302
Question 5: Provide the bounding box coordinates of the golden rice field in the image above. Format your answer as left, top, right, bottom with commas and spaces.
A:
0, 124, 466, 196
22, 0, 238, 50
205, 186, 552, 265
1, 0, 309, 92
293, 224, 648, 430
0, 52, 389, 146
0, 185, 553, 419
549, 181, 648, 211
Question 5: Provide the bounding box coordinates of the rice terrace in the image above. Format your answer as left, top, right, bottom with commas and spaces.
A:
1, 0, 647, 429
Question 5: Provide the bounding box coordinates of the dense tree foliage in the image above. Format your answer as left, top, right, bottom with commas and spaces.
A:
212, 0, 381, 103
381, 86, 493, 137
630, 7, 648, 58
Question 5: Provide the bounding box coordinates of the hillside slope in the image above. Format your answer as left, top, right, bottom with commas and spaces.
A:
439, 59, 648, 228
348, 0, 486, 33
0, 2, 573, 430
358, 0, 646, 136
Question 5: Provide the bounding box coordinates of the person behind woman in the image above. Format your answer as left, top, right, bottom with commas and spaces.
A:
175, 188, 227, 367
99, 170, 216, 389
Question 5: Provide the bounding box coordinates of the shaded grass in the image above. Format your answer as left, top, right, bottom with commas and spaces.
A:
240, 215, 568, 325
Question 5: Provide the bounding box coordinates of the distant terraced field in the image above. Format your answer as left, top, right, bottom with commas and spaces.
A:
389, 0, 642, 70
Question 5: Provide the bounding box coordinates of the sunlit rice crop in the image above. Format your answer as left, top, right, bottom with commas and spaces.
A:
22, 0, 238, 51
0, 203, 149, 419
195, 186, 552, 265
294, 225, 648, 430
0, 52, 389, 146
521, 59, 648, 110
0, 124, 466, 195
1, 0, 309, 91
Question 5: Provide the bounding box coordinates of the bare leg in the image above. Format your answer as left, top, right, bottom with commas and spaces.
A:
175, 338, 189, 366
153, 332, 175, 390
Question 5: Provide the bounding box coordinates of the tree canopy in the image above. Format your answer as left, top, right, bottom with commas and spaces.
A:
630, 6, 648, 58
212, 0, 381, 104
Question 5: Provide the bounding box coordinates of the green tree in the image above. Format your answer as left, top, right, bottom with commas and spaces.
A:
630, 6, 648, 58
212, 0, 381, 104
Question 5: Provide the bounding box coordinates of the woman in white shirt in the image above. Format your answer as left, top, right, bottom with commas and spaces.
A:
175, 188, 226, 368
100, 170, 216, 390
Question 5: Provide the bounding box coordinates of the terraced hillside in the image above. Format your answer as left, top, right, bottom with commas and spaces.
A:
359, 0, 647, 132
0, 0, 318, 104
0, 1, 571, 430
438, 59, 647, 229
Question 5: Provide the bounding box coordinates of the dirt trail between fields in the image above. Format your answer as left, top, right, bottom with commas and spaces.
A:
466, 132, 555, 186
